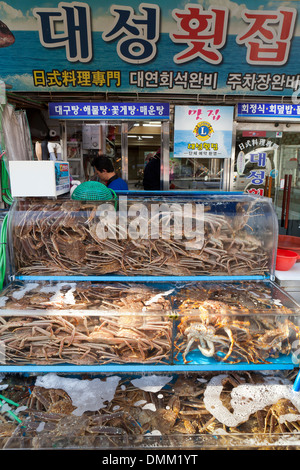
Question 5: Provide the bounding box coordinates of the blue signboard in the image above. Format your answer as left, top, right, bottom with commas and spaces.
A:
237, 102, 300, 119
49, 102, 170, 120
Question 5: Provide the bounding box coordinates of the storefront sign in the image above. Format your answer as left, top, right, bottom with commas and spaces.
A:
237, 103, 300, 119
173, 106, 234, 159
2, 1, 300, 95
49, 102, 169, 119
234, 129, 279, 196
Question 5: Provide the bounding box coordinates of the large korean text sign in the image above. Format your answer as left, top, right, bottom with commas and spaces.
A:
1, 1, 300, 95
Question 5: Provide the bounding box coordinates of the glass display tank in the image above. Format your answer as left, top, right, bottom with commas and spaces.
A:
0, 279, 299, 370
7, 193, 278, 279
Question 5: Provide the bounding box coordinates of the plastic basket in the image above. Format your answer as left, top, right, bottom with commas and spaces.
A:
71, 181, 117, 202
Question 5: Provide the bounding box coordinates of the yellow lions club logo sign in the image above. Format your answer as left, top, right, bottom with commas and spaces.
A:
193, 121, 214, 141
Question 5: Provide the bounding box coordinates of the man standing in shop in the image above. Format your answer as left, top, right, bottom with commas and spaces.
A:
92, 155, 128, 190
143, 148, 161, 190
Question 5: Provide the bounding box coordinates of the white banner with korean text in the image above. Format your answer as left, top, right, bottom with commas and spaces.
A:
173, 106, 234, 159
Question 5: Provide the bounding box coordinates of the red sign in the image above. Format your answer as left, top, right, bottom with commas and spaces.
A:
242, 131, 267, 137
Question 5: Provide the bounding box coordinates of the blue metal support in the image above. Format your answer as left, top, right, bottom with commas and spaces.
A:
115, 190, 244, 196
15, 275, 269, 282
0, 362, 296, 374
293, 369, 300, 392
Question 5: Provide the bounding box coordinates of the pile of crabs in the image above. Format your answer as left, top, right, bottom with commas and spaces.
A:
11, 198, 269, 277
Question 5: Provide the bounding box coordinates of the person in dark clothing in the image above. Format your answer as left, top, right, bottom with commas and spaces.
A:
143, 149, 161, 190
92, 155, 128, 190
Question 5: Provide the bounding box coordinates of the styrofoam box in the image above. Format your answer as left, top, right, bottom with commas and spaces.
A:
9, 160, 70, 197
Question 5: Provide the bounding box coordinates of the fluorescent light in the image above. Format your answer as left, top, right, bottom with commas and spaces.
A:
128, 135, 137, 138
143, 123, 161, 127
141, 135, 153, 138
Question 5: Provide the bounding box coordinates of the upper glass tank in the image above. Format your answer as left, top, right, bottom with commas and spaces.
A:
8, 193, 278, 279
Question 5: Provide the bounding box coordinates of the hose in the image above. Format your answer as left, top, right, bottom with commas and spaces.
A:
1, 154, 13, 205
0, 152, 12, 290
0, 213, 8, 290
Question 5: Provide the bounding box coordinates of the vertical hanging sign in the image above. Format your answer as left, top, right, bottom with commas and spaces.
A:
173, 106, 234, 159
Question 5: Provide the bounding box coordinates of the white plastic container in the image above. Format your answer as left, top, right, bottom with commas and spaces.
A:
9, 160, 70, 197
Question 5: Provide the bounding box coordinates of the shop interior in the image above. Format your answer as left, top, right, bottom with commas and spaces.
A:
61, 118, 230, 192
